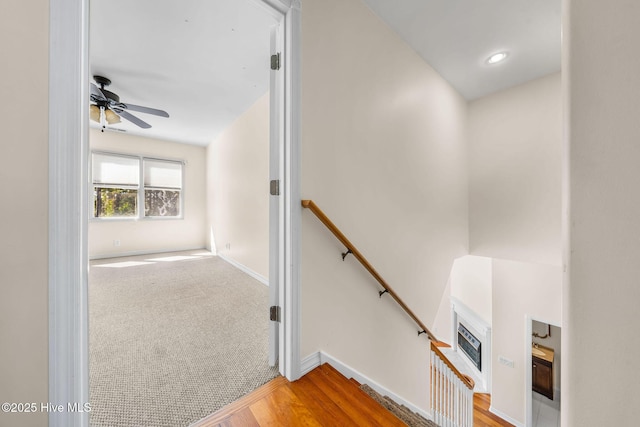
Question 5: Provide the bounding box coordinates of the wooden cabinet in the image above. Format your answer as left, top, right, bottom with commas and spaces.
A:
532, 355, 553, 400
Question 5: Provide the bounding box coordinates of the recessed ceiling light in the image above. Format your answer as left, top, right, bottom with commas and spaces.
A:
486, 51, 509, 65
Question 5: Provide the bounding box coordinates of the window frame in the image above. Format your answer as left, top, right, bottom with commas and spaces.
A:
90, 151, 185, 221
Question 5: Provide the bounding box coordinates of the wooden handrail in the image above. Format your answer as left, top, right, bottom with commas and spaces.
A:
430, 342, 475, 390
301, 199, 438, 342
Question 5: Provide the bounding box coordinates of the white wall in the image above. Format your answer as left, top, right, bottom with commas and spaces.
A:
301, 0, 468, 412
492, 259, 562, 424
466, 74, 563, 424
206, 93, 269, 279
565, 1, 640, 424
450, 255, 493, 326
0, 1, 49, 426
432, 254, 492, 346
89, 129, 207, 258
10, 1, 637, 425
469, 73, 562, 266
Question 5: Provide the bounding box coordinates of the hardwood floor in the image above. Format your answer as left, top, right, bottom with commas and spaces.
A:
192, 364, 406, 427
192, 363, 515, 427
474, 393, 515, 427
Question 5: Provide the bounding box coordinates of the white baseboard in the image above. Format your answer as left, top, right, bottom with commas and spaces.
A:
300, 351, 433, 421
300, 352, 321, 376
490, 405, 524, 427
89, 246, 206, 260
218, 253, 269, 286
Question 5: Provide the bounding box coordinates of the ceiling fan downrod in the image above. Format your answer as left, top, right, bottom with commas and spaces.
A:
93, 75, 111, 91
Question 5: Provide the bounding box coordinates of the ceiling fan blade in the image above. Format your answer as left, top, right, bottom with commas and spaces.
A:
121, 103, 169, 118
113, 109, 151, 129
90, 83, 107, 101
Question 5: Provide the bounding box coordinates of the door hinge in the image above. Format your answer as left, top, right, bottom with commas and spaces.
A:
270, 179, 280, 196
270, 306, 281, 322
271, 53, 281, 70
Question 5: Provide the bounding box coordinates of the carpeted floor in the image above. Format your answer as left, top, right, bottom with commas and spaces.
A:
360, 384, 439, 427
88, 250, 279, 427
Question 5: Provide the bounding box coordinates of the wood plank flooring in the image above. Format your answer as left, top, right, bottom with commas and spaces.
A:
474, 393, 515, 427
192, 363, 515, 427
192, 364, 406, 427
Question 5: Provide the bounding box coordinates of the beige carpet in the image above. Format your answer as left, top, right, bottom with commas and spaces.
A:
89, 250, 279, 427
360, 384, 439, 427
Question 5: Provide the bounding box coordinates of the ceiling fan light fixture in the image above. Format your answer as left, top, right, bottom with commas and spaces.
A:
105, 108, 121, 124
90, 104, 101, 123
486, 51, 508, 65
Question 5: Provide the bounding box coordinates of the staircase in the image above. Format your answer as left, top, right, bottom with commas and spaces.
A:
302, 199, 475, 426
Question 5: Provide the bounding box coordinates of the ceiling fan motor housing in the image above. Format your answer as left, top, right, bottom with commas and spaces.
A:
100, 89, 119, 103
90, 75, 168, 129
93, 76, 120, 104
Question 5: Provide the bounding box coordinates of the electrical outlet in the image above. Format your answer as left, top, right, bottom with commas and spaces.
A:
113, 240, 121, 247
225, 243, 231, 250
499, 356, 514, 368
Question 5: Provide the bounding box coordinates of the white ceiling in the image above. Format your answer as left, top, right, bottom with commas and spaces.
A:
90, 0, 276, 146
362, 0, 562, 100
90, 0, 561, 146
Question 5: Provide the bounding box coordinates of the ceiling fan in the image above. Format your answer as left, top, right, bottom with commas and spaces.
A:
90, 75, 169, 131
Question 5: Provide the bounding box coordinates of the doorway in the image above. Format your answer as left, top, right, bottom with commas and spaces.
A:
527, 317, 561, 427
48, 0, 301, 426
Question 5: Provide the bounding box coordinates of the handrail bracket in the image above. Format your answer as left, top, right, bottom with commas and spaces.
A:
301, 199, 438, 343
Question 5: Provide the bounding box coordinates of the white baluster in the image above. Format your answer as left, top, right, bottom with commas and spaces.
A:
448, 368, 453, 427
432, 353, 437, 424
438, 359, 442, 426
435, 356, 440, 424
443, 363, 451, 427
456, 380, 460, 426
463, 386, 468, 427
463, 384, 467, 427
431, 350, 436, 423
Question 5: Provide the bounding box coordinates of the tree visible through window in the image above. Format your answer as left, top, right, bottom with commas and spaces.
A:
95, 188, 138, 217
143, 158, 182, 217
92, 153, 183, 219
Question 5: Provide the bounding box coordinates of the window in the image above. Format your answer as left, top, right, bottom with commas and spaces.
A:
143, 159, 182, 217
92, 152, 183, 219
92, 153, 140, 218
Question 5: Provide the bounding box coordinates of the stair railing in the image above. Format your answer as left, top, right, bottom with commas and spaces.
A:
301, 199, 437, 341
431, 342, 475, 427
301, 199, 474, 426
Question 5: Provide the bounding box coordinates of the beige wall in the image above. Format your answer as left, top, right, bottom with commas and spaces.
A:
10, 1, 640, 425
206, 93, 269, 279
450, 255, 493, 326
466, 74, 563, 424
469, 73, 562, 266
432, 254, 492, 349
301, 0, 468, 412
89, 130, 207, 258
491, 259, 561, 424
565, 1, 640, 424
0, 0, 49, 426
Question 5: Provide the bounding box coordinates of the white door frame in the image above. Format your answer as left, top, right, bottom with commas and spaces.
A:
48, 1, 301, 425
